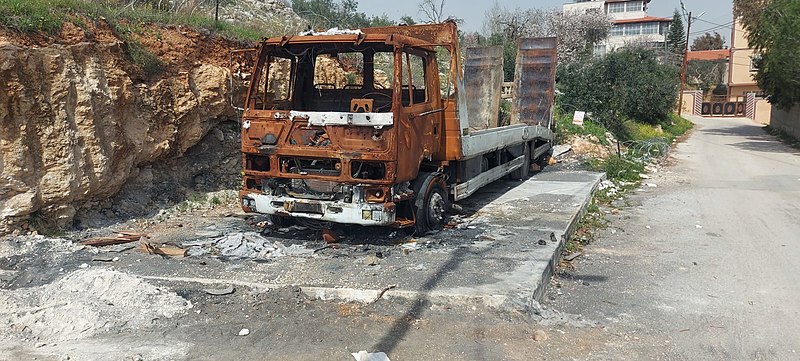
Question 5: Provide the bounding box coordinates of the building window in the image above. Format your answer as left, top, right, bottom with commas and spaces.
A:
641, 23, 659, 34
611, 25, 624, 36
626, 1, 644, 12
624, 23, 642, 36
750, 55, 762, 72
607, 3, 625, 13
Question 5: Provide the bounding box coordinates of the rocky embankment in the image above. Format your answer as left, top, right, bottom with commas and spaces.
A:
0, 21, 246, 235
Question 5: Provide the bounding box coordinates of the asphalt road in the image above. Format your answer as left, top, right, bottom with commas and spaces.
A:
547, 116, 800, 360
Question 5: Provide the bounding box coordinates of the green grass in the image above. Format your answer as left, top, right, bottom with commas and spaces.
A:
0, 0, 272, 42
588, 155, 645, 182
662, 113, 694, 140
554, 109, 611, 146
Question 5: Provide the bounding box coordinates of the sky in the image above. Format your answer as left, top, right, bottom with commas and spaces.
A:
358, 0, 736, 44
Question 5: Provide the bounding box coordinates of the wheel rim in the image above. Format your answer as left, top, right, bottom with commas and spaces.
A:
427, 191, 446, 227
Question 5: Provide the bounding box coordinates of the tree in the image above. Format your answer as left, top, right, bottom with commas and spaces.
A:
735, 0, 800, 109
666, 9, 686, 57
400, 15, 417, 25
686, 59, 727, 93
418, 0, 445, 23
691, 32, 725, 51
483, 4, 610, 77
292, 0, 390, 30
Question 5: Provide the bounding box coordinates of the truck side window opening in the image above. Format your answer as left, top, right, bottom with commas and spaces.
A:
251, 55, 293, 110
400, 51, 428, 107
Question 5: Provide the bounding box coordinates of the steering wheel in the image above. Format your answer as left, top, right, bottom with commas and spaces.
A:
361, 92, 393, 112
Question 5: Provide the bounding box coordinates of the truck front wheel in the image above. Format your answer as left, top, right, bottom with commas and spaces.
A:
411, 174, 449, 235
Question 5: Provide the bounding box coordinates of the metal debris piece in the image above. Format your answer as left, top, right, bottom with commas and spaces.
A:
140, 241, 187, 257
81, 232, 146, 247
204, 286, 235, 296
321, 228, 339, 243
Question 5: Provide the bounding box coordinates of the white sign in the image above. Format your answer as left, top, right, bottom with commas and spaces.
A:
572, 111, 586, 127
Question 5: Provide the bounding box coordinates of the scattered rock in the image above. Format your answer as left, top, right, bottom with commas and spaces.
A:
238, 328, 250, 336
365, 255, 380, 266
533, 329, 548, 341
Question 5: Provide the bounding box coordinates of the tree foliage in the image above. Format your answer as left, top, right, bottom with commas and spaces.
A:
735, 0, 800, 109
557, 47, 680, 130
666, 10, 685, 57
291, 0, 391, 30
691, 32, 725, 51
483, 4, 611, 79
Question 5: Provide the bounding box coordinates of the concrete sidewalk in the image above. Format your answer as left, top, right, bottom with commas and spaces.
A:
128, 170, 605, 309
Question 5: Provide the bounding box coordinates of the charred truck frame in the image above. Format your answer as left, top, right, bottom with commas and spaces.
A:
239, 22, 556, 234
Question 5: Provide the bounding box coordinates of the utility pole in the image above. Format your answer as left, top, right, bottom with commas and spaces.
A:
678, 12, 692, 116
215, 0, 220, 23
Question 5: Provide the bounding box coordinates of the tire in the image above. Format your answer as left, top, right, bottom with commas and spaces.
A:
510, 142, 531, 180
269, 214, 294, 227
412, 177, 449, 235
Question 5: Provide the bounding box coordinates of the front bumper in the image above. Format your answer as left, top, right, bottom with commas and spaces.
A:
241, 192, 396, 226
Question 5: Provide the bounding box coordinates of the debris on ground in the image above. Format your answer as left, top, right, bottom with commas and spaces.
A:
204, 286, 235, 296
181, 232, 315, 260
80, 232, 146, 247
0, 268, 190, 342
238, 328, 250, 336
552, 144, 572, 158
365, 255, 380, 266
372, 284, 397, 303
352, 350, 391, 361
140, 241, 187, 257
533, 329, 548, 341
564, 252, 582, 262
321, 228, 340, 243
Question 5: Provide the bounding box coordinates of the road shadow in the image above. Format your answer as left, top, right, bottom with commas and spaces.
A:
371, 246, 492, 354
699, 124, 800, 155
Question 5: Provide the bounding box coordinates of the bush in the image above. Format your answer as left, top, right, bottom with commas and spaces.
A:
557, 47, 680, 131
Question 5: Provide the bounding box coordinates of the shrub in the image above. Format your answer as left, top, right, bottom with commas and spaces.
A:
557, 47, 680, 131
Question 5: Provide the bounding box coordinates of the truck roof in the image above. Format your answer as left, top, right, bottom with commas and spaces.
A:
263, 22, 460, 51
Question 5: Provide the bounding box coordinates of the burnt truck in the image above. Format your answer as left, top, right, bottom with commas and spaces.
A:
238, 22, 556, 234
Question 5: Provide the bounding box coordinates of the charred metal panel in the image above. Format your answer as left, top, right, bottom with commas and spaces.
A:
463, 46, 504, 130
511, 37, 557, 128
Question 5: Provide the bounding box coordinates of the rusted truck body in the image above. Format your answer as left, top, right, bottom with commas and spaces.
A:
239, 22, 556, 233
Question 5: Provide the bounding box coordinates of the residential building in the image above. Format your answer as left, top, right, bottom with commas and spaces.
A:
681, 13, 770, 123
563, 0, 672, 55
728, 17, 760, 98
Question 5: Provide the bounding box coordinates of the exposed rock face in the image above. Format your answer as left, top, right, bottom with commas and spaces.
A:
0, 39, 235, 234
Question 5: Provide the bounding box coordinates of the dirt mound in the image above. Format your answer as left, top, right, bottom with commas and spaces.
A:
0, 268, 191, 342
0, 19, 250, 234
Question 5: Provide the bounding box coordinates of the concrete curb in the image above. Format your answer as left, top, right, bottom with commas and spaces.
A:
532, 172, 606, 301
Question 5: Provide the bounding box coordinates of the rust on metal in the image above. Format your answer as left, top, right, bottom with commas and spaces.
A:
511, 37, 558, 127
463, 46, 504, 129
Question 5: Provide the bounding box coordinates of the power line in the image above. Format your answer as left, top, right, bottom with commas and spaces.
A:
691, 17, 749, 35
689, 20, 734, 35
